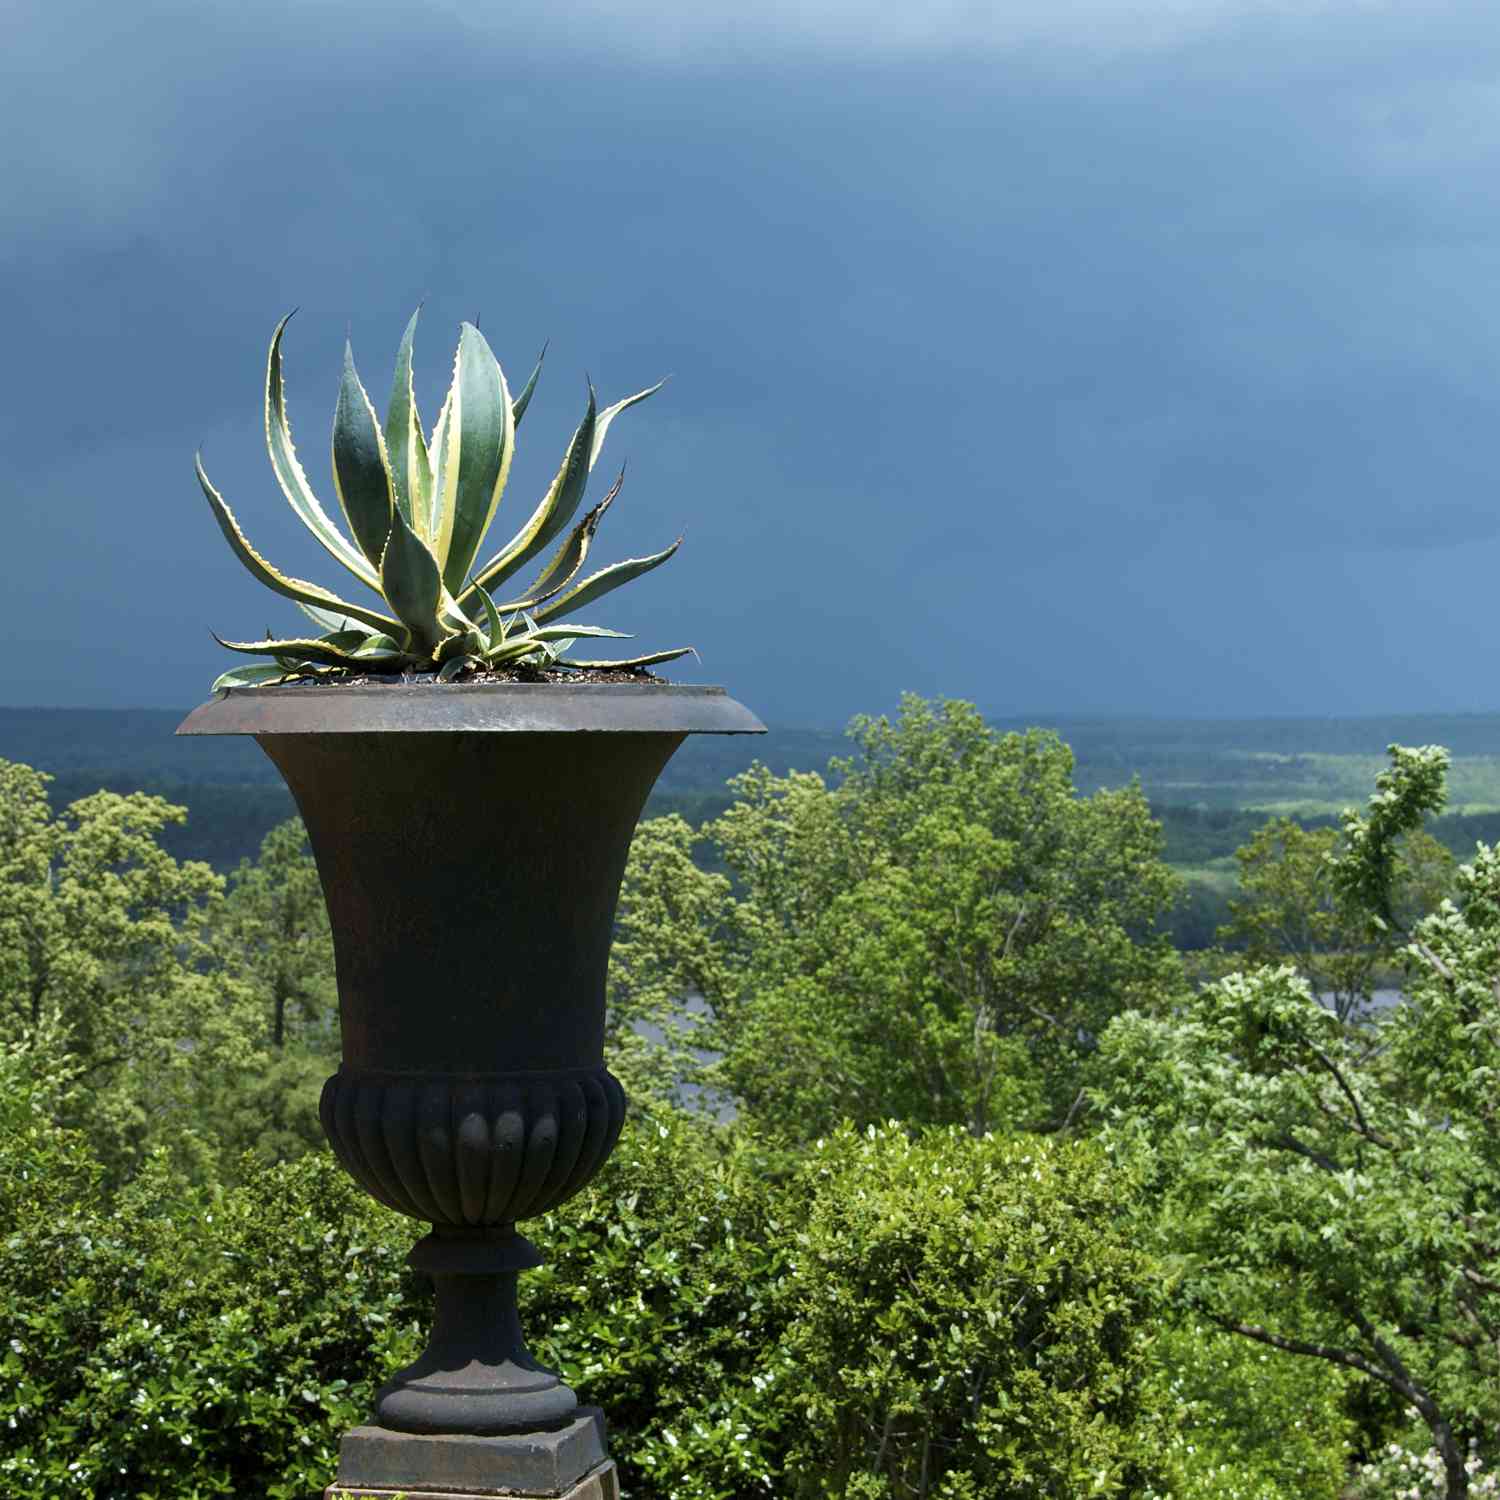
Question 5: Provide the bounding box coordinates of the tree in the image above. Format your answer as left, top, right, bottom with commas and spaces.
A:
0, 758, 235, 1178
1221, 814, 1452, 1021
209, 819, 336, 1052
187, 819, 340, 1172
611, 697, 1184, 1140
605, 814, 738, 1114
1097, 746, 1499, 1500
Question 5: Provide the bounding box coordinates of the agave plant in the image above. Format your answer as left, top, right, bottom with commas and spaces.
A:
196, 310, 692, 690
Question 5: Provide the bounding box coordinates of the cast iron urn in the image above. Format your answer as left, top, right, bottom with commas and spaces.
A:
178, 681, 763, 1445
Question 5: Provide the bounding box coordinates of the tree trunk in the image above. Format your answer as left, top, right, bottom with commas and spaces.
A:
1433, 1413, 1469, 1500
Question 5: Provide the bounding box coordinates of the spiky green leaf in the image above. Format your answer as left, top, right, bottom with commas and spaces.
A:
332, 342, 396, 569
384, 307, 431, 536
484, 635, 555, 667
480, 622, 626, 664
427, 349, 464, 567
438, 655, 482, 682
196, 456, 401, 635
525, 623, 631, 641
212, 631, 403, 671
494, 469, 621, 612
297, 601, 358, 634
464, 385, 597, 596
435, 627, 484, 664
264, 313, 381, 590
566, 646, 697, 671
379, 506, 445, 653
211, 662, 293, 692
511, 342, 546, 428
532, 537, 682, 624
431, 323, 515, 595
425, 390, 451, 540
469, 576, 507, 650
354, 632, 404, 656
589, 380, 663, 468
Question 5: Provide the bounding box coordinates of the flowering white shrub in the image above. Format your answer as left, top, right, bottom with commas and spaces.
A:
1350, 1437, 1498, 1499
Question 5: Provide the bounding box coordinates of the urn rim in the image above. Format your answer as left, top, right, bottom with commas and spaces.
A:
174, 680, 766, 737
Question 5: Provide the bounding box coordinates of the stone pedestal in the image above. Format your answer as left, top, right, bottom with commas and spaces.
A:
324, 1461, 617, 1500
324, 1409, 611, 1499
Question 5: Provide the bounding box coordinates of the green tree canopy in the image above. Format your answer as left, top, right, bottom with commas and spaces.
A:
611, 696, 1184, 1140
1097, 746, 1499, 1500
195, 819, 340, 1172
1220, 813, 1451, 1021
0, 758, 234, 1178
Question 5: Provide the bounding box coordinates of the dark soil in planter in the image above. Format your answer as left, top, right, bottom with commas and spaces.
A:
278, 667, 669, 688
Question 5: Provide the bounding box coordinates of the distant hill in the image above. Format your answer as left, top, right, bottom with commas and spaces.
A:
6, 705, 1500, 881
0, 706, 848, 872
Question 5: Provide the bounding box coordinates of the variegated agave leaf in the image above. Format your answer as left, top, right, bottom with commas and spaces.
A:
211, 662, 295, 692
492, 469, 623, 614
566, 646, 698, 670
458, 381, 663, 607
265, 313, 382, 592
428, 323, 515, 595
211, 630, 407, 672
531, 537, 682, 625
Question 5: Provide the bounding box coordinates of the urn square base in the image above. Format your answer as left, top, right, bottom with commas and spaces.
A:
324, 1408, 609, 1498
323, 1460, 618, 1500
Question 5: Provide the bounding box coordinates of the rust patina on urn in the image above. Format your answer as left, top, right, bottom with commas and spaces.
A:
178, 679, 763, 1498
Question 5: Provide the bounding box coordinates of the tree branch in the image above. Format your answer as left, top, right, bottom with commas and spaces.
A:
1342, 1304, 1439, 1420
1212, 1316, 1399, 1393
1266, 1131, 1342, 1175
1307, 1041, 1393, 1148
1462, 1265, 1500, 1294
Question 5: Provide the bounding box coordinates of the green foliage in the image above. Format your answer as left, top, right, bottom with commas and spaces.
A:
0, 1069, 1171, 1500
1096, 743, 1500, 1499
1220, 814, 1451, 1018
0, 1046, 419, 1499
197, 310, 689, 686
190, 821, 340, 1175
1352, 1430, 1500, 1497
548, 1122, 1174, 1498
0, 768, 345, 1185
614, 696, 1185, 1140
0, 758, 237, 1181
1332, 744, 1452, 930
606, 814, 736, 1113
1145, 1316, 1352, 1499
768, 1124, 1167, 1500
529, 1118, 789, 1499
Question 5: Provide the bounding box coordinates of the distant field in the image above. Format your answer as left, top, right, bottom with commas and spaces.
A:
5, 707, 1500, 920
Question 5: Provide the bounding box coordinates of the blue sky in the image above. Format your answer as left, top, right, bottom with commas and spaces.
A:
6, 0, 1500, 725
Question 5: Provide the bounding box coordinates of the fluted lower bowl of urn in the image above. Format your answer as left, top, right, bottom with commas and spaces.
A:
177, 682, 763, 1437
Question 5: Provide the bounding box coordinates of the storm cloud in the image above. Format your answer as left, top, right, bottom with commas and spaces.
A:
5, 0, 1500, 722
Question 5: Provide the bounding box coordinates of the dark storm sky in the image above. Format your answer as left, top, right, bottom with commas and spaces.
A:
7, 0, 1500, 726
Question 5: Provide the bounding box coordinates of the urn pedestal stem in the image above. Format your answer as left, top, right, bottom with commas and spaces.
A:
375, 1230, 578, 1435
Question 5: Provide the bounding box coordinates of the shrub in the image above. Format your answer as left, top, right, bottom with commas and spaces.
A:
1351, 1431, 1500, 1498
0, 1100, 1173, 1499
0, 1091, 418, 1497
771, 1125, 1169, 1500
